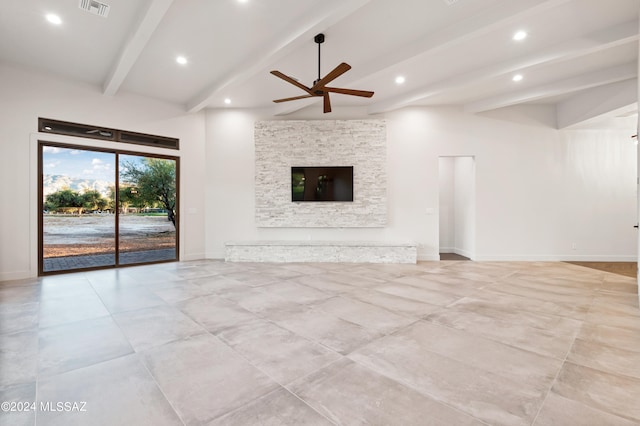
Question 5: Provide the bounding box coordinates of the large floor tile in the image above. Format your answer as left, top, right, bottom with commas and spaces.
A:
141, 333, 279, 425
426, 304, 581, 359
379, 321, 561, 391
258, 280, 333, 304
290, 358, 484, 426
438, 261, 521, 278
37, 354, 182, 426
38, 290, 110, 328
209, 387, 332, 425
594, 289, 640, 308
349, 326, 546, 425
251, 265, 306, 280
534, 392, 638, 426
113, 305, 205, 352
291, 274, 356, 294
149, 280, 213, 304
342, 265, 406, 281
218, 286, 304, 316
311, 296, 416, 335
450, 289, 590, 321
348, 288, 442, 318
279, 263, 327, 275
501, 273, 602, 292
0, 382, 36, 426
567, 338, 640, 379
600, 277, 638, 294
585, 301, 640, 331
393, 274, 487, 297
188, 275, 249, 294
372, 283, 461, 306
0, 301, 38, 335
217, 318, 341, 384
38, 316, 133, 377
223, 271, 280, 287
320, 271, 387, 289
0, 330, 38, 387
90, 283, 167, 314
267, 305, 383, 354
177, 294, 258, 334
552, 362, 640, 423
0, 284, 40, 305
1, 260, 638, 424
576, 323, 640, 353
488, 282, 594, 306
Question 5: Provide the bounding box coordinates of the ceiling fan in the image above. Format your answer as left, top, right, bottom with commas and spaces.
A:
270, 33, 374, 113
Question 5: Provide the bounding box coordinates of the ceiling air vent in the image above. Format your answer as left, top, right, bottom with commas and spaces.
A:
79, 0, 110, 18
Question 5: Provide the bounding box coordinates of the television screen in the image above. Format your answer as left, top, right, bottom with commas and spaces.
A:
291, 166, 353, 202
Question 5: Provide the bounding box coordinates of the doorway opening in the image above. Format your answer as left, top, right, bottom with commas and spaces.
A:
438, 156, 475, 261
39, 142, 179, 275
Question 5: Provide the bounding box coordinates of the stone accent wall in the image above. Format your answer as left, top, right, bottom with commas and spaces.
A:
225, 241, 416, 263
255, 120, 387, 227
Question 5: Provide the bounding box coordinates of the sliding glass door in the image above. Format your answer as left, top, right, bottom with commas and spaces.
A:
39, 143, 178, 274
118, 154, 177, 265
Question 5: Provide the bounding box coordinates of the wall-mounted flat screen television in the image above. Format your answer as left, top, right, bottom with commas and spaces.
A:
291, 166, 354, 202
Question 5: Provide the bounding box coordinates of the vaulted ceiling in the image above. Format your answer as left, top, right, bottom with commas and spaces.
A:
1, 0, 638, 127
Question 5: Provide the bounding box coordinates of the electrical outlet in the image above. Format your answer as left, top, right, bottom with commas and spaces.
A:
571, 242, 577, 250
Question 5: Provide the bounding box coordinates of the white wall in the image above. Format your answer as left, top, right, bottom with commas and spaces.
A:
0, 63, 207, 280
205, 104, 637, 261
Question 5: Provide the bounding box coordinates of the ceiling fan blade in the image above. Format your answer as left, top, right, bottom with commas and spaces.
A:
272, 94, 317, 103
270, 70, 312, 94
325, 87, 374, 98
323, 93, 332, 113
312, 62, 351, 91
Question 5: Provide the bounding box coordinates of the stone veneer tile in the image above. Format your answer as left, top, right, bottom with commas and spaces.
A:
254, 120, 387, 227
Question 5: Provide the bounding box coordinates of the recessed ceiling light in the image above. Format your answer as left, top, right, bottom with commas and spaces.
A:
237, 0, 249, 3
176, 56, 188, 65
46, 13, 62, 25
395, 76, 406, 85
512, 74, 523, 82
224, 98, 231, 105
513, 31, 527, 41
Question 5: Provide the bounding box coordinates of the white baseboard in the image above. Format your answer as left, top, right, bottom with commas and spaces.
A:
181, 252, 207, 262
418, 254, 441, 261
205, 250, 225, 260
453, 248, 474, 259
0, 270, 36, 282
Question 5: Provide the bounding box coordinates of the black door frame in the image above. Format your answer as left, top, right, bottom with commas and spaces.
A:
38, 141, 180, 275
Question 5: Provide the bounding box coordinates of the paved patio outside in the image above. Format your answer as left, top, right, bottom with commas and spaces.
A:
43, 248, 176, 272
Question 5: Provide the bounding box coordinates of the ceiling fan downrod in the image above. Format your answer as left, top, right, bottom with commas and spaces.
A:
314, 33, 324, 86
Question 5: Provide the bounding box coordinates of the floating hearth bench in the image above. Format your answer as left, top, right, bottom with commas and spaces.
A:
224, 240, 417, 264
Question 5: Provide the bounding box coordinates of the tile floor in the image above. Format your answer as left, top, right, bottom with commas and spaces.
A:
0, 260, 639, 426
